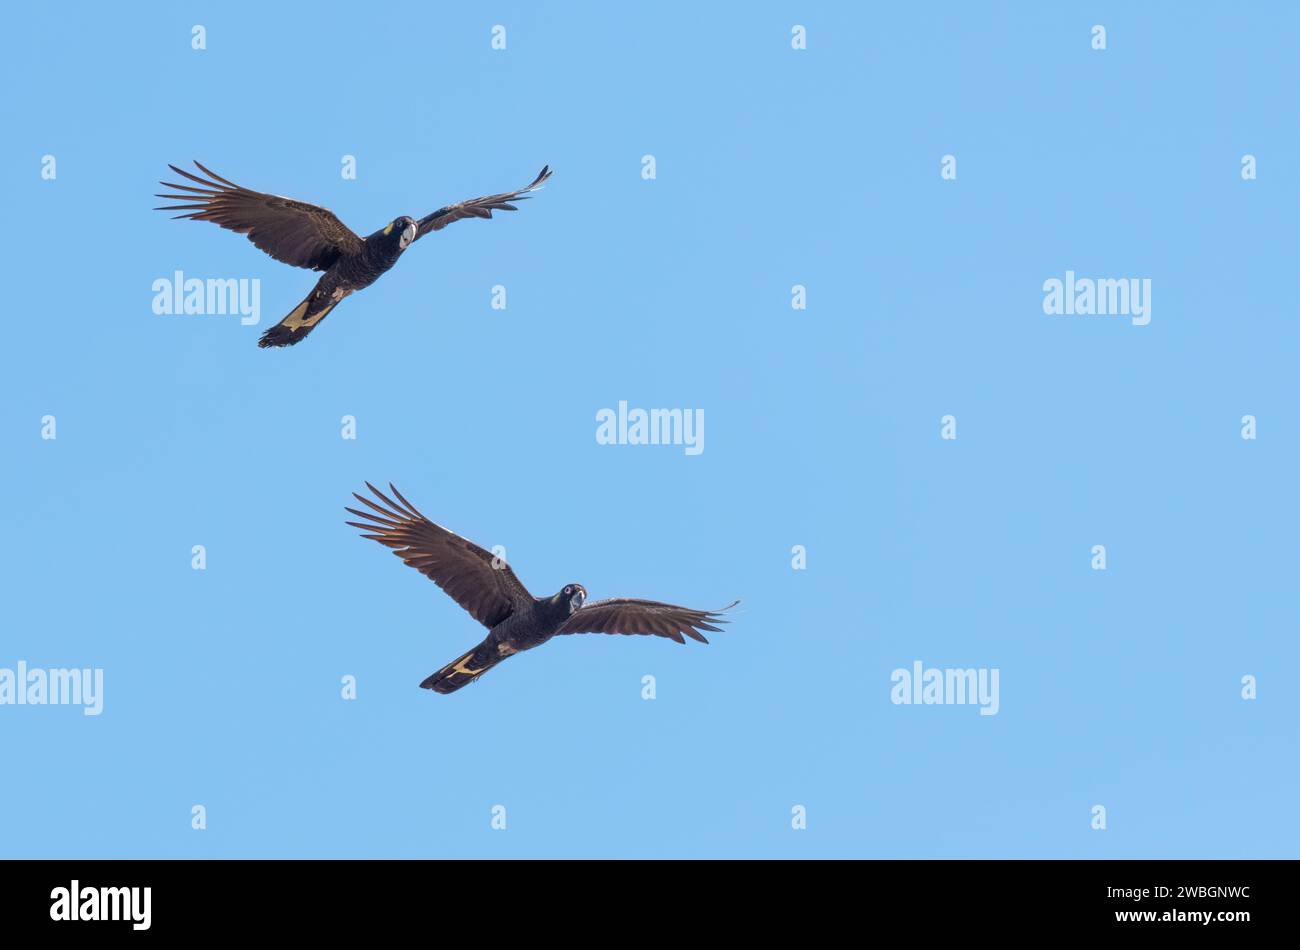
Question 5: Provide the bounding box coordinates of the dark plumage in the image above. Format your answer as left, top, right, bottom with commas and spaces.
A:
346, 483, 738, 695
154, 161, 552, 347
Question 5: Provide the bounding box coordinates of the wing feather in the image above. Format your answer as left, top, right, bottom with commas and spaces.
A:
414, 166, 552, 240
154, 162, 363, 271
556, 598, 739, 644
347, 483, 533, 629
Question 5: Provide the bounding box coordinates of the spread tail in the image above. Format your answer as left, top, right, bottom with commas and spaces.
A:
258, 290, 339, 348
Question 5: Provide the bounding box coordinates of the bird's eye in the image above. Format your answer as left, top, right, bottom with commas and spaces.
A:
563, 586, 572, 595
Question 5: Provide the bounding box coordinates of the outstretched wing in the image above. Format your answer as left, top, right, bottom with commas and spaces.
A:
413, 166, 552, 241
154, 161, 363, 271
556, 598, 739, 644
346, 483, 533, 629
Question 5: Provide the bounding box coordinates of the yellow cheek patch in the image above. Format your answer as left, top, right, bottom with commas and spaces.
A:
383, 222, 394, 235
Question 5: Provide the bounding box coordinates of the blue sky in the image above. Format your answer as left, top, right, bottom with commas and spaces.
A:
1, 2, 1296, 858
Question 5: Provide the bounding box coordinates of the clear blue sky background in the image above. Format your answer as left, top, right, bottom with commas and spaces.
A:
1, 2, 1296, 858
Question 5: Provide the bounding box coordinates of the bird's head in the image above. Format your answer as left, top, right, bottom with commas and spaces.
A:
558, 584, 586, 614
380, 216, 417, 250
